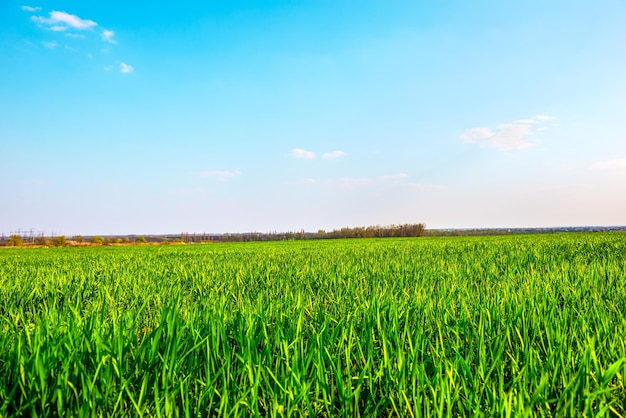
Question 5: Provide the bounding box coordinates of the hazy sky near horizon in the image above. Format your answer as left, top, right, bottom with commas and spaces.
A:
1, 1, 625, 235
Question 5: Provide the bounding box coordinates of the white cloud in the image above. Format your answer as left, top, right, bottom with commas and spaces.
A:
487, 123, 534, 150
120, 62, 133, 73
460, 127, 493, 143
336, 178, 374, 189
322, 150, 346, 159
32, 11, 97, 30
380, 173, 408, 181
197, 170, 242, 180
325, 174, 443, 194
329, 173, 409, 190
408, 182, 447, 192
461, 119, 544, 151
101, 29, 116, 43
462, 114, 558, 151
291, 148, 316, 159
43, 41, 57, 49
21, 5, 41, 12
590, 159, 626, 171
65, 33, 85, 39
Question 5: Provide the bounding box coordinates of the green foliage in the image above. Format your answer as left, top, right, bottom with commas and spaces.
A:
136, 236, 147, 243
90, 236, 105, 245
72, 235, 84, 243
52, 235, 66, 247
0, 234, 625, 416
6, 234, 23, 246
34, 236, 47, 246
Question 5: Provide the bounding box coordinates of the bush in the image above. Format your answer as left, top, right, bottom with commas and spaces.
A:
53, 236, 66, 247
136, 236, 147, 243
73, 235, 84, 243
90, 236, 105, 245
7, 235, 23, 247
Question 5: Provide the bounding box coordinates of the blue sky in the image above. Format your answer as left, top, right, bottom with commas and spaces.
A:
1, 1, 625, 235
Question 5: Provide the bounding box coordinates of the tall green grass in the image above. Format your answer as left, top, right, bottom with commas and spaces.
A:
1, 234, 625, 416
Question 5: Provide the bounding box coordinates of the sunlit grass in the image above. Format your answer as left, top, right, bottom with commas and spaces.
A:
1, 234, 625, 416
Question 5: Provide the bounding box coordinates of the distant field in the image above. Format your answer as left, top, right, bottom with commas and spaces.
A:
1, 234, 625, 416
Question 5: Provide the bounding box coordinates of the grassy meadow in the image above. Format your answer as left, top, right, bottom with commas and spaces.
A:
1, 234, 625, 416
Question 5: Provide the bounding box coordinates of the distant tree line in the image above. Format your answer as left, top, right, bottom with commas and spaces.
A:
0, 234, 149, 247
205, 223, 427, 243
321, 224, 426, 239
1, 225, 428, 247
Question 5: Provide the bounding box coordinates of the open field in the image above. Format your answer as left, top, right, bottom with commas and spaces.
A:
1, 234, 625, 416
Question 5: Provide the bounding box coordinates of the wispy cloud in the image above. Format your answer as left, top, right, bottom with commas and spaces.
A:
461, 115, 556, 151
329, 173, 411, 190
101, 29, 116, 43
197, 170, 242, 180
380, 173, 408, 181
335, 177, 374, 189
120, 62, 134, 73
65, 33, 85, 39
291, 148, 316, 159
461, 127, 493, 143
32, 11, 97, 30
300, 178, 316, 185
42, 41, 57, 49
322, 150, 346, 159
21, 5, 41, 12
408, 182, 447, 192
590, 158, 626, 171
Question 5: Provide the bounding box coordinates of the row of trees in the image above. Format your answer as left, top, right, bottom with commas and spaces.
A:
2, 224, 427, 247
318, 224, 426, 239
1, 235, 148, 247
212, 224, 427, 242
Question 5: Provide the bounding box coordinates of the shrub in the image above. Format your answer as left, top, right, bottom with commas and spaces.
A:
7, 235, 23, 247
53, 236, 66, 247
90, 236, 105, 245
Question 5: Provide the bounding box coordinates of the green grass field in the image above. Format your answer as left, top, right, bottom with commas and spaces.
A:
1, 234, 625, 416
